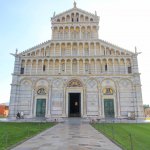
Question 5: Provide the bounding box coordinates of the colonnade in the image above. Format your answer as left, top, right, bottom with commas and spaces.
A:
52, 26, 98, 40
20, 58, 132, 75
25, 42, 130, 57
54, 12, 96, 23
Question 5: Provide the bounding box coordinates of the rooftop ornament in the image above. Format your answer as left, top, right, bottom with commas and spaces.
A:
74, 0, 77, 8
16, 48, 18, 54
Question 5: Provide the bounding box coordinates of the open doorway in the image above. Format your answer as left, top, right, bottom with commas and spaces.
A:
69, 93, 81, 117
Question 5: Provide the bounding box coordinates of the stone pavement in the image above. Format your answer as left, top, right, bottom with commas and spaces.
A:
11, 118, 122, 150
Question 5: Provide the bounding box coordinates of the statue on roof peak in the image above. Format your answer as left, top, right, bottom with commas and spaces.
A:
74, 0, 77, 8
15, 48, 18, 54
53, 11, 56, 17
135, 46, 137, 53
95, 11, 97, 16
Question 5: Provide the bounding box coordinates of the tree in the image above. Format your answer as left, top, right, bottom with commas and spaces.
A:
143, 104, 150, 110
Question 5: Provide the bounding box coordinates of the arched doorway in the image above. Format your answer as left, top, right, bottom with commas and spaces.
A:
35, 88, 47, 117
66, 79, 84, 117
102, 87, 115, 118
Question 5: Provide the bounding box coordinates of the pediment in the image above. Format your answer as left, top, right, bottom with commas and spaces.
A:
99, 39, 134, 55
51, 7, 99, 23
18, 40, 51, 57
17, 38, 134, 58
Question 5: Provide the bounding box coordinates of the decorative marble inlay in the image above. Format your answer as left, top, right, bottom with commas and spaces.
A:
53, 79, 63, 88
87, 80, 96, 88
119, 79, 131, 88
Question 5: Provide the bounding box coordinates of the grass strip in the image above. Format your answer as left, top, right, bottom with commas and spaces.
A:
92, 123, 150, 150
0, 122, 56, 150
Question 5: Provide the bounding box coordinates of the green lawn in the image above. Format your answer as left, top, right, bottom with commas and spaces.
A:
92, 123, 150, 150
0, 122, 56, 150
0, 116, 6, 118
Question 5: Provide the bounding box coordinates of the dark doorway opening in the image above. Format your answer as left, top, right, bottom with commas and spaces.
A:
69, 93, 81, 117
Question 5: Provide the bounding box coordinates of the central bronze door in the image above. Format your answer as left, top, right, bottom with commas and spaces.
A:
36, 99, 46, 117
104, 99, 114, 118
69, 93, 81, 117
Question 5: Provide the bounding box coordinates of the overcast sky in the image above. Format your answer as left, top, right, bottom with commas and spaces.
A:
0, 0, 150, 105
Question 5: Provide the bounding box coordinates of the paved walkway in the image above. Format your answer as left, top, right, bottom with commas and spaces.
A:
12, 118, 122, 150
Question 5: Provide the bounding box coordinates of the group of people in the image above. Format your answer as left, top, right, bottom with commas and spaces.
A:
16, 112, 24, 119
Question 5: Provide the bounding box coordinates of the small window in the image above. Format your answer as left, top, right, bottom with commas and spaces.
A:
62, 63, 65, 71
128, 66, 132, 73
43, 65, 46, 71
105, 64, 107, 71
20, 68, 24, 74
72, 18, 74, 22
57, 19, 60, 22
85, 63, 89, 72
77, 18, 78, 22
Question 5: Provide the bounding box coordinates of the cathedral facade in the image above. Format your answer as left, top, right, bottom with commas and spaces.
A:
9, 2, 144, 119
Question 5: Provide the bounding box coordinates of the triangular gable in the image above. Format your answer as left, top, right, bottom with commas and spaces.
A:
51, 7, 99, 21
99, 39, 134, 55
18, 40, 51, 56
18, 38, 134, 57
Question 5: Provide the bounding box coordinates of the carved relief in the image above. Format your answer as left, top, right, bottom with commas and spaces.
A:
67, 79, 82, 87
37, 88, 46, 95
102, 88, 113, 95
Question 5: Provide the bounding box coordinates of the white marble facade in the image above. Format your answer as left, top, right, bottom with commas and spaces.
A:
9, 2, 144, 119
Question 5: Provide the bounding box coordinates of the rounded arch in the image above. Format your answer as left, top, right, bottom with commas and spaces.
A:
66, 14, 70, 21
90, 18, 93, 21
81, 26, 85, 32
59, 26, 63, 32
62, 16, 65, 22
116, 50, 120, 55
119, 78, 133, 88
34, 78, 50, 87
108, 58, 113, 65
64, 26, 69, 32
34, 78, 49, 96
57, 18, 60, 22
126, 58, 132, 65
20, 78, 32, 86
100, 78, 117, 91
120, 58, 125, 65
80, 14, 84, 21
85, 16, 89, 21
